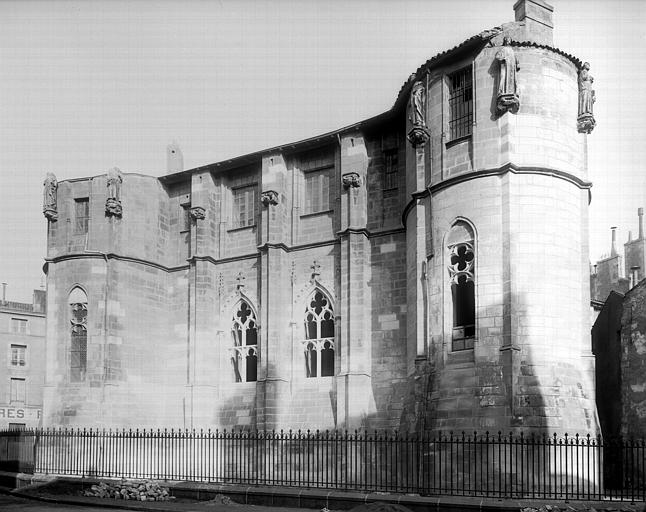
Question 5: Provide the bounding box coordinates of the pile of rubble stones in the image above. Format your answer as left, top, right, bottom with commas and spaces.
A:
521, 506, 639, 512
81, 479, 175, 501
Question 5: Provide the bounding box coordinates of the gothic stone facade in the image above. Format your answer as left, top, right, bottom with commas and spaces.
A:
43, 0, 599, 435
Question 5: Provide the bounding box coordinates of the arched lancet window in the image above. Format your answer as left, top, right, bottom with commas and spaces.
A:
69, 287, 88, 381
303, 290, 335, 378
447, 222, 476, 351
231, 300, 258, 382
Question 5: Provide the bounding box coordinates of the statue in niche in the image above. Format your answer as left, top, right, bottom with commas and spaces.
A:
495, 37, 520, 115
410, 81, 426, 128
577, 62, 596, 134
407, 80, 430, 147
105, 167, 123, 217
43, 172, 58, 221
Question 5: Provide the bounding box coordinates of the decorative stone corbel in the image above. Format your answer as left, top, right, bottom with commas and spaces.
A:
236, 272, 246, 291
189, 206, 206, 220
43, 172, 58, 221
577, 115, 596, 134
310, 260, 321, 284
260, 190, 279, 206
105, 199, 122, 217
407, 126, 431, 147
342, 172, 362, 189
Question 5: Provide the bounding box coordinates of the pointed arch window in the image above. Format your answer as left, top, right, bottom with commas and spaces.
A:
303, 290, 335, 378
231, 300, 258, 382
447, 223, 476, 351
69, 287, 88, 381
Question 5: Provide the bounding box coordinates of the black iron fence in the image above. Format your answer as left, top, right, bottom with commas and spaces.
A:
1, 428, 645, 501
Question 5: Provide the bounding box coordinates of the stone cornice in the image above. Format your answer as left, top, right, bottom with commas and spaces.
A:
402, 164, 593, 226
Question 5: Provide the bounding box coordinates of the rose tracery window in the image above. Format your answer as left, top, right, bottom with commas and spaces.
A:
303, 290, 335, 378
447, 235, 475, 351
231, 300, 258, 382
69, 288, 88, 382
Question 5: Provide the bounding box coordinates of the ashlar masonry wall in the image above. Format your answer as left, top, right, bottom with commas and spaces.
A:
403, 32, 597, 436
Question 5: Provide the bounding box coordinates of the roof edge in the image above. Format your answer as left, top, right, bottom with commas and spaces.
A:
170, 27, 589, 182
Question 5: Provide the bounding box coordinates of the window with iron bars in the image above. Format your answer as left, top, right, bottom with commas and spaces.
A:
383, 149, 399, 191
448, 67, 473, 141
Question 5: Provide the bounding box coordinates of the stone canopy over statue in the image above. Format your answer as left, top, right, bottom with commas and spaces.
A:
407, 80, 430, 147
495, 37, 520, 115
43, 172, 58, 221
577, 62, 596, 134
105, 167, 123, 217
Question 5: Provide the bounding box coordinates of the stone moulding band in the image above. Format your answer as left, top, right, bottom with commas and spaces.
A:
44, 226, 406, 274
401, 164, 593, 227
43, 253, 190, 274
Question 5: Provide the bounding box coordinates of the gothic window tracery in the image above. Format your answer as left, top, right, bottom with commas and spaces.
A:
69, 287, 88, 381
303, 290, 335, 378
447, 224, 476, 351
231, 300, 258, 382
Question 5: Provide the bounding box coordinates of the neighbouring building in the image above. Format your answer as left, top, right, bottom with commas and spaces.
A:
41, 0, 599, 436
592, 209, 646, 441
590, 208, 646, 305
0, 287, 46, 429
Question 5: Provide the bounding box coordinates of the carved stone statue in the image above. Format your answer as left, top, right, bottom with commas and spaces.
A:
407, 80, 430, 147
105, 167, 123, 217
43, 172, 58, 221
410, 81, 426, 128
495, 37, 520, 115
577, 62, 596, 134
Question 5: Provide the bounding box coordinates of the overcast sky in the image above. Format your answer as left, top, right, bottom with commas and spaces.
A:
1, 0, 644, 302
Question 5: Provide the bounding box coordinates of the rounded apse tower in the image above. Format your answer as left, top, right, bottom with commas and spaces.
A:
404, 0, 598, 435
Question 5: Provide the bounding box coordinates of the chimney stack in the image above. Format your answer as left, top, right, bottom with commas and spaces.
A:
1, 282, 5, 302
513, 0, 554, 46
631, 266, 641, 288
639, 208, 644, 240
167, 142, 184, 174
611, 227, 618, 257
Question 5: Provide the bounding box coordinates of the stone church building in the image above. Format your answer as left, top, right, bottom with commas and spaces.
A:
41, 0, 599, 435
